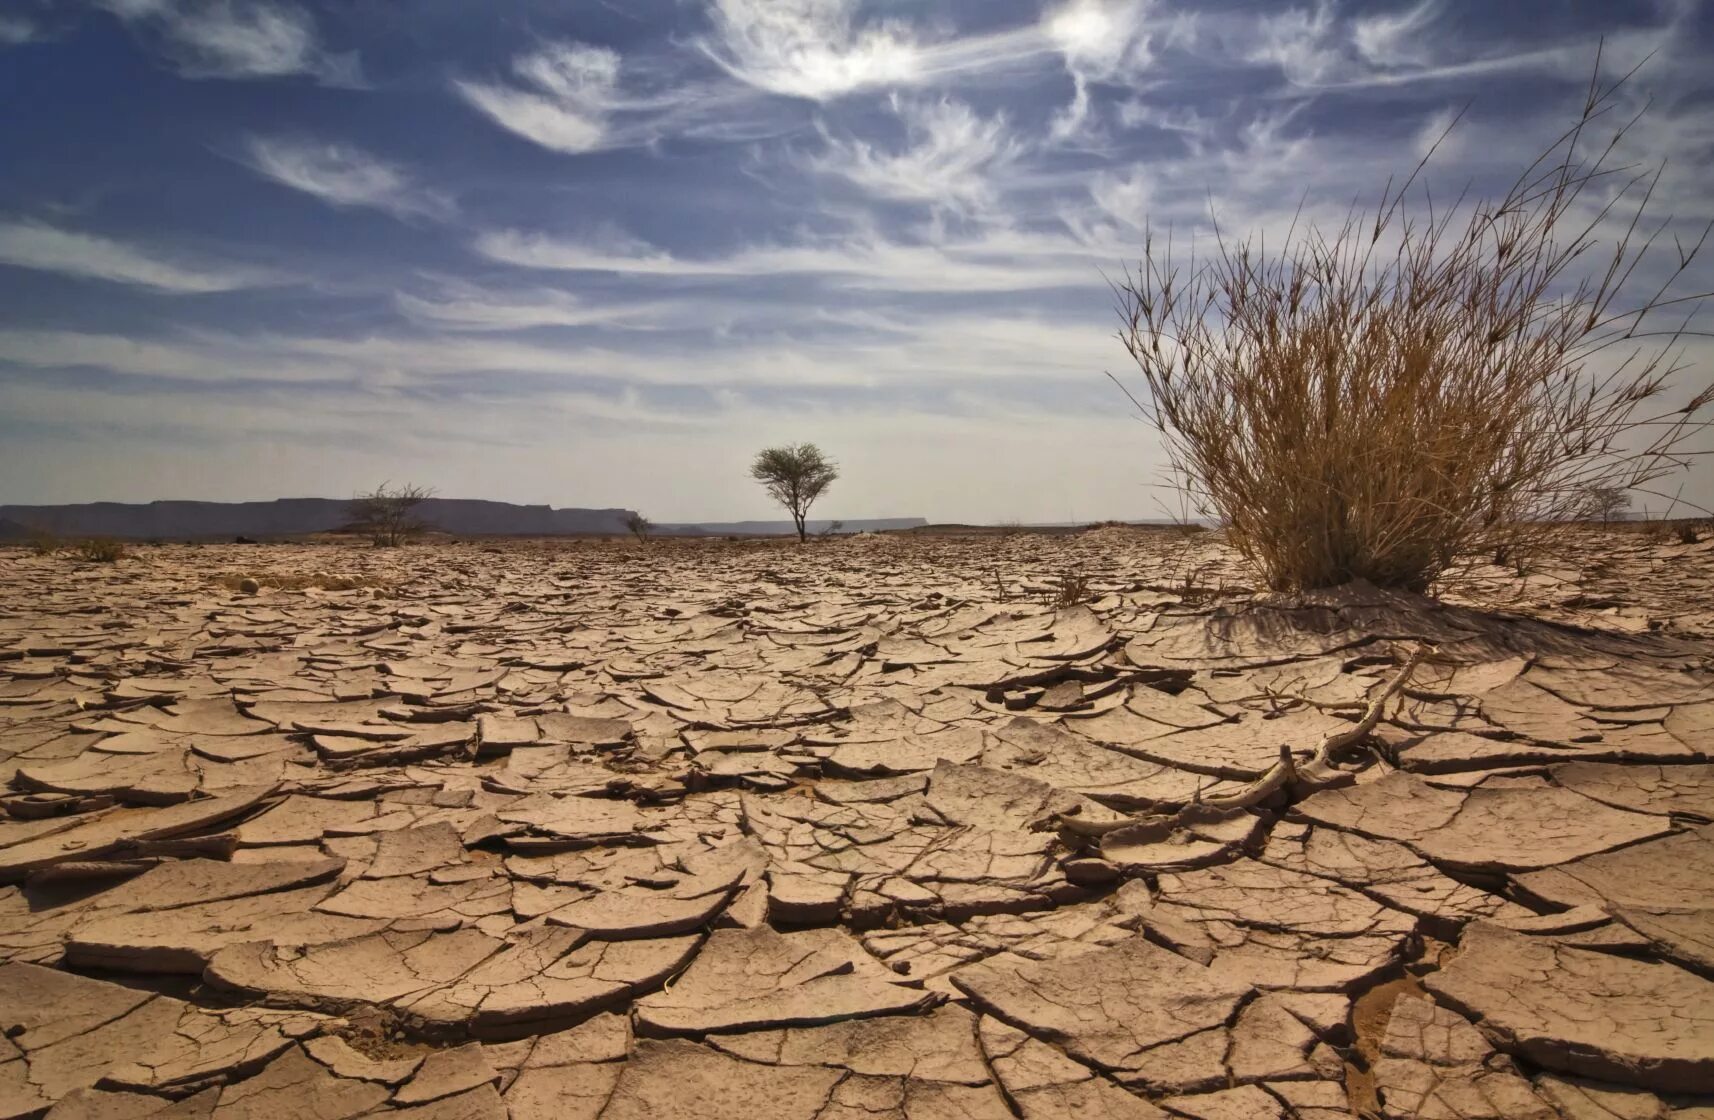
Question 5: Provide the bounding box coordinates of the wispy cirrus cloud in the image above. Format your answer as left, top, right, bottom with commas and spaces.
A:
7, 0, 1711, 518
472, 223, 1116, 294
455, 41, 623, 155
99, 0, 360, 84
394, 278, 674, 333
1351, 0, 1440, 68
0, 13, 43, 44
700, 0, 925, 101
1044, 0, 1158, 137
454, 37, 796, 155
0, 221, 277, 293
699, 0, 1068, 103
240, 136, 452, 221
808, 96, 1025, 215
1234, 0, 1636, 92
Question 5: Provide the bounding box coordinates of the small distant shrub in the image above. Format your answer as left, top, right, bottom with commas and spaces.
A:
71, 538, 125, 563
1112, 63, 1711, 592
820, 520, 845, 537
1580, 485, 1631, 524
350, 482, 433, 547
1676, 521, 1707, 545
26, 529, 59, 556
624, 512, 653, 542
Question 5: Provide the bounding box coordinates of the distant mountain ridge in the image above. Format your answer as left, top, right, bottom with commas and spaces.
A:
0, 499, 636, 540
0, 501, 929, 540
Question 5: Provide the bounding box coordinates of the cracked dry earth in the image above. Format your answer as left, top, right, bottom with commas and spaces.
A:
2, 527, 1713, 1120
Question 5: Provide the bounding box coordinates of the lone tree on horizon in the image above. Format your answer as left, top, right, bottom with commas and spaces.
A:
350, 482, 433, 547
1582, 485, 1630, 525
751, 443, 838, 543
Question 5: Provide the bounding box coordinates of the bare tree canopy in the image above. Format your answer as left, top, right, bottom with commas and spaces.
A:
624, 512, 653, 541
1582, 486, 1632, 524
350, 482, 434, 547
1111, 57, 1711, 593
751, 444, 839, 542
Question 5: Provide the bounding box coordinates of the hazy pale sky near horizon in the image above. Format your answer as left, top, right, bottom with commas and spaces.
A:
2, 0, 1711, 523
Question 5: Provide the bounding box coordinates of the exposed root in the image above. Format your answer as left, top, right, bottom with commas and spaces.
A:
1035, 646, 1427, 845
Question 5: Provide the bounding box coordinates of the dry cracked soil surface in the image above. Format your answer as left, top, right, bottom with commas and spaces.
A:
2, 525, 1713, 1120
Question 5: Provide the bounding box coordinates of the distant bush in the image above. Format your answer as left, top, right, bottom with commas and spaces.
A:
624, 512, 653, 542
1580, 485, 1631, 524
26, 529, 59, 556
71, 538, 125, 563
1112, 65, 1710, 593
351, 482, 433, 547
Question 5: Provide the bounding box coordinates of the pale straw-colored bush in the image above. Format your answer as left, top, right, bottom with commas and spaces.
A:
1113, 62, 1711, 592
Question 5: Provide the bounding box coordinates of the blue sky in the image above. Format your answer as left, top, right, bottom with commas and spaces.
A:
1, 0, 1710, 522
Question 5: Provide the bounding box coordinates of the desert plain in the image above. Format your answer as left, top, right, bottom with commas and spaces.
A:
2, 525, 1713, 1120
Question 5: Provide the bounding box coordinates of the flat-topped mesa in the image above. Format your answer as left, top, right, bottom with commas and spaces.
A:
0, 498, 638, 539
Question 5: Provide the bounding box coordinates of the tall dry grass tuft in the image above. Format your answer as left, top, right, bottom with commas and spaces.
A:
1112, 59, 1712, 593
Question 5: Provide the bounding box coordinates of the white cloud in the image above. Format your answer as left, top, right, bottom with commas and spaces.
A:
1039, 0, 1159, 140
697, 0, 1149, 109
1248, 2, 1342, 86
1089, 168, 1153, 229
810, 96, 1024, 214
473, 224, 1116, 293
100, 0, 359, 84
394, 280, 673, 332
0, 221, 275, 293
0, 324, 871, 390
241, 136, 452, 221
1237, 0, 1570, 92
1351, 0, 1440, 68
0, 14, 42, 44
701, 0, 923, 101
0, 328, 339, 381
1412, 104, 1464, 161
1046, 0, 1154, 82
455, 41, 620, 155
1115, 99, 1215, 139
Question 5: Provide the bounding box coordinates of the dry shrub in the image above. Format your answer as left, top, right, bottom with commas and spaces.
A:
1113, 63, 1711, 593
350, 482, 433, 547
1045, 568, 1092, 608
70, 538, 125, 563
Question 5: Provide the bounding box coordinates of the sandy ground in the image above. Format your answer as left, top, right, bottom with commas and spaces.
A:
1, 526, 1712, 1119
